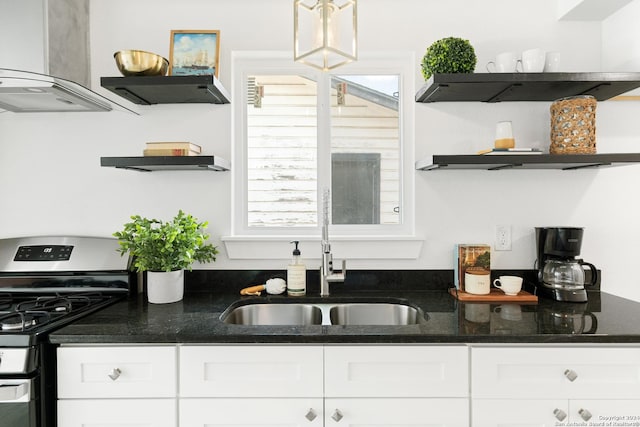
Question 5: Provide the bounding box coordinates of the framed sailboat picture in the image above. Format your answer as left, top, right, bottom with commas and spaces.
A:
169, 30, 220, 77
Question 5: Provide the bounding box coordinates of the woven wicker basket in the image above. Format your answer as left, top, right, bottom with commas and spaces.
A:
550, 95, 597, 154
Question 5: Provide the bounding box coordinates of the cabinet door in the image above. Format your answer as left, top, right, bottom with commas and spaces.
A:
180, 345, 323, 397
472, 346, 640, 399
569, 400, 640, 424
325, 345, 468, 397
180, 398, 323, 427
58, 399, 176, 427
57, 346, 177, 398
326, 398, 468, 427
472, 399, 569, 427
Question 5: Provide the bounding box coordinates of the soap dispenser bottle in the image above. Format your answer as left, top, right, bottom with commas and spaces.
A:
287, 241, 306, 296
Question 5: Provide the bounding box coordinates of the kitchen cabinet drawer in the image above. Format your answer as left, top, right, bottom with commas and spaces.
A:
471, 346, 640, 399
180, 398, 323, 427
326, 398, 469, 427
472, 399, 640, 425
179, 345, 324, 397
325, 345, 469, 397
472, 399, 569, 426
58, 399, 176, 427
57, 346, 177, 398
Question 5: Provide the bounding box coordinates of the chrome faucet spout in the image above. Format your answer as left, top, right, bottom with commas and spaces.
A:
320, 189, 346, 296
321, 188, 331, 253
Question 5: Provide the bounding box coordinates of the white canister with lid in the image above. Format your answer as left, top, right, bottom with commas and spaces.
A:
465, 270, 491, 295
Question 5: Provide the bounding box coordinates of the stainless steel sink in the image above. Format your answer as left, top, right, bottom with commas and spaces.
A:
221, 303, 323, 326
329, 303, 422, 326
221, 301, 425, 326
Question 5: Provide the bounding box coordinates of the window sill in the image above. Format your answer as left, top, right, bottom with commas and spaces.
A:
221, 236, 423, 260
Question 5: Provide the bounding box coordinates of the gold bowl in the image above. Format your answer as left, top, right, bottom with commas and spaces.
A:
114, 50, 169, 76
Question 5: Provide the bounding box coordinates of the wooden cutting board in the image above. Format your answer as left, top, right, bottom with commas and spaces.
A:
449, 288, 538, 303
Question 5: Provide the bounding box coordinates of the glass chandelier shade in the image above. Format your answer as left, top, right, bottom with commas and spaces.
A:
294, 0, 357, 71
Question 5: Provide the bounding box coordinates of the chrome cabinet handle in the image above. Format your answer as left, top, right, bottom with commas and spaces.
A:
108, 368, 122, 381
564, 369, 578, 382
579, 408, 593, 421
331, 409, 344, 422
305, 408, 317, 422
0, 382, 29, 401
553, 408, 568, 422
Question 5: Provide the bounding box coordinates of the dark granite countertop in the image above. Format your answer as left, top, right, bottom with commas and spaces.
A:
49, 269, 640, 345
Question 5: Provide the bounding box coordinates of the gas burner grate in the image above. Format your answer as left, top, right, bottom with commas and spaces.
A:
0, 310, 51, 331
15, 292, 106, 313
0, 292, 110, 332
0, 294, 12, 311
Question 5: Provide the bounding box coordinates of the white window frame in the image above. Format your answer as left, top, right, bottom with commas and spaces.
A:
224, 51, 421, 260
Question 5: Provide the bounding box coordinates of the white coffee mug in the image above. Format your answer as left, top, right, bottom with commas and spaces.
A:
493, 275, 523, 296
518, 48, 546, 72
544, 51, 561, 72
486, 52, 519, 73
465, 271, 490, 295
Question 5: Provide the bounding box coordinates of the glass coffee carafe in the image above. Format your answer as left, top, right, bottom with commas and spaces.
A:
542, 259, 597, 291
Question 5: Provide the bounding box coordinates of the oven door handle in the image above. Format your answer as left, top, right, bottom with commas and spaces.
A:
0, 381, 31, 402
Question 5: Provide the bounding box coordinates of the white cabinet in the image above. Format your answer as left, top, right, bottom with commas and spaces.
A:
179, 345, 323, 397
473, 399, 568, 426
180, 398, 323, 427
325, 345, 468, 397
57, 345, 177, 427
179, 345, 469, 427
471, 346, 640, 426
179, 345, 323, 427
473, 399, 640, 426
58, 399, 177, 427
58, 346, 177, 398
325, 346, 469, 427
57, 343, 640, 427
326, 398, 467, 427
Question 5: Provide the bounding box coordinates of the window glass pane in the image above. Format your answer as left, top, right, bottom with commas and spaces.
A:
330, 75, 400, 225
246, 75, 318, 227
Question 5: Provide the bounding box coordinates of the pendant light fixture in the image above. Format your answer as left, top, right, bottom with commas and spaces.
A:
294, 0, 357, 71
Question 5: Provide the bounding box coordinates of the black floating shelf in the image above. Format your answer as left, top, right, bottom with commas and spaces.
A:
100, 75, 230, 105
415, 72, 640, 103
415, 153, 640, 171
101, 156, 230, 172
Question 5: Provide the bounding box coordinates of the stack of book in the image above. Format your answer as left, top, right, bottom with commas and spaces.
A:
477, 147, 543, 155
143, 142, 202, 157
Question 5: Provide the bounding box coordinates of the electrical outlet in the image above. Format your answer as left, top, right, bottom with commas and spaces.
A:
495, 225, 512, 251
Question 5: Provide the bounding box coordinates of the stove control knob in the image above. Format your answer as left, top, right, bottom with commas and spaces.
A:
108, 368, 122, 381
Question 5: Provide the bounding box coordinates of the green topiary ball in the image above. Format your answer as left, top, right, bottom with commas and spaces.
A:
421, 37, 477, 80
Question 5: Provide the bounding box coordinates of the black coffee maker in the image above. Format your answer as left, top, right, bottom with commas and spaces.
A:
535, 227, 598, 302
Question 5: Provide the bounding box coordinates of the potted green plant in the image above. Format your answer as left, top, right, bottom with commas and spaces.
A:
113, 210, 218, 304
421, 36, 477, 81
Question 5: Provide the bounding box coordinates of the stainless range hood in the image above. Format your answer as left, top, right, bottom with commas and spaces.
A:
0, 0, 133, 113
0, 68, 114, 112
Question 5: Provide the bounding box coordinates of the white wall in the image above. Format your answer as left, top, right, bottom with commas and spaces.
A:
1, 0, 640, 300
603, 0, 640, 70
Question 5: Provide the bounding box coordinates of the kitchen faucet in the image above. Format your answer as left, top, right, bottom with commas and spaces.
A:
320, 189, 346, 296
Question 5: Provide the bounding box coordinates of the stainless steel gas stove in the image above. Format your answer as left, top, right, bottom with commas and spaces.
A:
0, 236, 131, 427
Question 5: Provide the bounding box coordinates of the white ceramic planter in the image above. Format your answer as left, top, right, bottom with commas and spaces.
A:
146, 270, 184, 304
